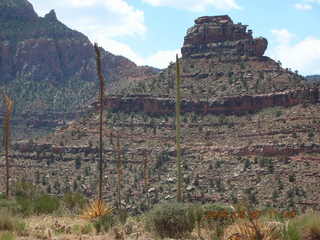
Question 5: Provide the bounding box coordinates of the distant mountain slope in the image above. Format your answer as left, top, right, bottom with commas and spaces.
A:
0, 0, 158, 115
305, 75, 320, 84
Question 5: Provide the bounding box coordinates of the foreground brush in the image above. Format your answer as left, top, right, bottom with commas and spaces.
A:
81, 199, 113, 220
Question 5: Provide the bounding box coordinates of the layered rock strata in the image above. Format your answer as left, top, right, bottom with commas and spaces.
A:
92, 88, 319, 115
181, 15, 268, 58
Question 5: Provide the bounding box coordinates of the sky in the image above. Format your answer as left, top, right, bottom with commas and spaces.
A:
28, 0, 320, 75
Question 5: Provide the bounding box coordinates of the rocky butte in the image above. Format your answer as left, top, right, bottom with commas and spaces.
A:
95, 15, 315, 115
181, 15, 268, 58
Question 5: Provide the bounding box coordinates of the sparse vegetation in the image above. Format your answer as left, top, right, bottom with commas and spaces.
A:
145, 202, 196, 239
0, 6, 319, 240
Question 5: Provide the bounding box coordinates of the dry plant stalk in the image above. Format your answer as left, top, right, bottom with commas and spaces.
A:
175, 54, 182, 202
94, 43, 105, 201
116, 133, 123, 209
143, 150, 149, 192
2, 93, 14, 199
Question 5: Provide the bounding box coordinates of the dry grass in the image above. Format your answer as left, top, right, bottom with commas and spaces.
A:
223, 219, 283, 240
11, 215, 149, 240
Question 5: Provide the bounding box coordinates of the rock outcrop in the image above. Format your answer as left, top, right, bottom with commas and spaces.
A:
0, 0, 157, 84
0, 0, 38, 21
181, 15, 268, 58
92, 88, 319, 115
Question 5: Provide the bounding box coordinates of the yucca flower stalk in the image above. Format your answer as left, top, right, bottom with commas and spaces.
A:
175, 54, 183, 202
2, 93, 14, 199
94, 43, 105, 202
143, 150, 149, 192
116, 133, 122, 209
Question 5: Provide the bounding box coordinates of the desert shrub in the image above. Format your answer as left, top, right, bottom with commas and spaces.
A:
93, 214, 115, 233
283, 223, 300, 240
201, 204, 234, 238
145, 202, 196, 239
189, 204, 204, 237
81, 223, 93, 234
13, 181, 38, 199
63, 192, 86, 213
0, 210, 25, 234
15, 196, 33, 216
13, 181, 39, 215
224, 219, 283, 240
33, 194, 60, 214
284, 212, 320, 240
0, 198, 21, 215
113, 208, 128, 225
0, 232, 15, 240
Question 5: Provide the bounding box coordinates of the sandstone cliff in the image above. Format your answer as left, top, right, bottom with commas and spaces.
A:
182, 15, 268, 58
104, 15, 309, 115
0, 0, 157, 84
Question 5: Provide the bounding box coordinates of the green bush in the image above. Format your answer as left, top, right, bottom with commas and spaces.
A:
63, 192, 86, 213
0, 232, 15, 240
0, 199, 21, 215
0, 210, 25, 234
93, 214, 115, 233
283, 212, 320, 240
14, 181, 39, 215
201, 204, 234, 238
81, 223, 93, 234
15, 196, 33, 216
145, 202, 196, 239
33, 194, 60, 214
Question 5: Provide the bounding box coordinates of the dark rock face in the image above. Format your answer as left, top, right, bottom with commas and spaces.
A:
181, 15, 268, 58
93, 88, 319, 115
0, 0, 157, 84
0, 0, 38, 21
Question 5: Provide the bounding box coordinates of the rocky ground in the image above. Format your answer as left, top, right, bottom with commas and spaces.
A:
1, 102, 319, 213
1, 15, 319, 214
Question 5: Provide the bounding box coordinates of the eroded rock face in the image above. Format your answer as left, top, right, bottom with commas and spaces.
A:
181, 15, 268, 58
93, 88, 319, 115
0, 0, 38, 21
0, 0, 158, 84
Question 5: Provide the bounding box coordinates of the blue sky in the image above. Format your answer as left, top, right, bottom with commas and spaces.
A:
28, 0, 320, 75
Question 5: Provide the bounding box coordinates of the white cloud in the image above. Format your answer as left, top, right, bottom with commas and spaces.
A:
268, 29, 320, 75
28, 0, 180, 69
29, 0, 146, 38
142, 0, 241, 11
94, 33, 180, 68
306, 0, 320, 3
294, 3, 313, 10
144, 49, 181, 68
271, 29, 295, 45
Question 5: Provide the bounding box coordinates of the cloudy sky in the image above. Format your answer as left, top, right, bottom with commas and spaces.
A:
28, 0, 320, 75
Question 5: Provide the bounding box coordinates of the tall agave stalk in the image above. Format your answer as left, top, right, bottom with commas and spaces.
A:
2, 93, 14, 199
143, 150, 149, 192
175, 54, 182, 202
116, 133, 122, 209
94, 43, 105, 202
